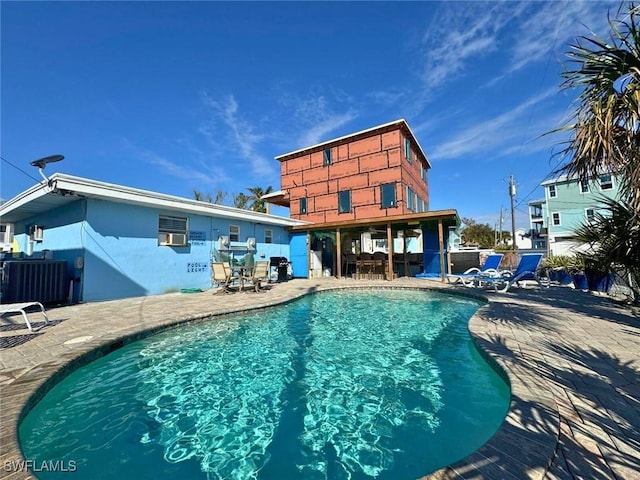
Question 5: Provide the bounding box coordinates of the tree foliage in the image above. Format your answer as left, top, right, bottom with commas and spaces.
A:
554, 2, 640, 217
574, 197, 640, 301
460, 217, 495, 248
246, 185, 274, 213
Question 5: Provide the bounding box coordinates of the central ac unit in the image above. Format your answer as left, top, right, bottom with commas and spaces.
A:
159, 233, 188, 246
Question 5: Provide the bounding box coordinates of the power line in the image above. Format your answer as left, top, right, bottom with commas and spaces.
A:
0, 155, 40, 183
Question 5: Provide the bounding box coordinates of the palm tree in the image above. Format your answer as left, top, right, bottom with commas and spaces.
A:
554, 3, 640, 216
232, 192, 250, 209
193, 190, 213, 203
246, 185, 274, 213
574, 197, 640, 301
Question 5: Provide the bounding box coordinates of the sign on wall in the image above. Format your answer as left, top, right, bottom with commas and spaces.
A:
187, 262, 208, 273
189, 231, 206, 246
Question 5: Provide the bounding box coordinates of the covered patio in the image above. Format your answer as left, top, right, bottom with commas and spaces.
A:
287, 209, 459, 281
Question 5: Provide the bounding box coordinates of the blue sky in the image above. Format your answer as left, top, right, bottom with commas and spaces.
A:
1, 1, 618, 228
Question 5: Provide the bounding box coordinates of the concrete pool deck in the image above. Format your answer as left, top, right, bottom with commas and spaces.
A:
0, 278, 638, 479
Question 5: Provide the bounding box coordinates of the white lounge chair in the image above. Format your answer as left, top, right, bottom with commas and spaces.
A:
475, 254, 545, 292
446, 254, 504, 286
0, 302, 49, 332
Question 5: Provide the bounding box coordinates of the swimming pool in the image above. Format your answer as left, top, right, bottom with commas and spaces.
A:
20, 289, 509, 479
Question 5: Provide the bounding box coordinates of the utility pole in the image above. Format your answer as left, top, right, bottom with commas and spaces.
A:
499, 206, 504, 245
509, 174, 517, 253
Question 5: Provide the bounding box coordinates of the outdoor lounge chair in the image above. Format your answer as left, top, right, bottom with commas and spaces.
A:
475, 253, 545, 293
446, 253, 504, 286
0, 302, 49, 332
242, 261, 270, 292
211, 262, 233, 293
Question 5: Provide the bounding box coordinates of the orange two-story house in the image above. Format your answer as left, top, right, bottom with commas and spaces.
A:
276, 119, 430, 223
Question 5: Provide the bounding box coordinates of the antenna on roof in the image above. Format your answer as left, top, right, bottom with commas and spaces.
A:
30, 154, 64, 185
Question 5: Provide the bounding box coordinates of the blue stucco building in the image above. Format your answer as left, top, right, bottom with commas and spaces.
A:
0, 174, 306, 302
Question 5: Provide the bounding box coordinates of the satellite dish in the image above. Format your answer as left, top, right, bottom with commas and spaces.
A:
30, 154, 64, 169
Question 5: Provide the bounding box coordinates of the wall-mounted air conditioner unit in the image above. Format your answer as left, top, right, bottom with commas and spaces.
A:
158, 233, 188, 246
246, 237, 256, 250
218, 235, 229, 250
29, 225, 44, 242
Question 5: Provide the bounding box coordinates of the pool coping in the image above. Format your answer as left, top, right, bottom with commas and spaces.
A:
1, 277, 637, 479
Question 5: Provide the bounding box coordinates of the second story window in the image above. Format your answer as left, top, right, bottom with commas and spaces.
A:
548, 185, 557, 198
265, 229, 273, 244
421, 164, 428, 182
229, 225, 240, 242
599, 174, 613, 190
404, 137, 412, 163
380, 183, 396, 208
552, 212, 561, 226
300, 197, 308, 214
580, 178, 590, 193
585, 208, 595, 223
338, 190, 351, 213
406, 186, 416, 212
323, 148, 332, 166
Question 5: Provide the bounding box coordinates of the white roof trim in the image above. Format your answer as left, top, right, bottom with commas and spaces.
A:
0, 174, 308, 227
260, 190, 286, 200
275, 119, 432, 168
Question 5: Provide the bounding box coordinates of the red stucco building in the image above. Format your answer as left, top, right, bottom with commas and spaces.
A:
272, 119, 431, 223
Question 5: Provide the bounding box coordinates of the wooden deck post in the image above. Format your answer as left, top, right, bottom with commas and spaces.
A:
386, 223, 393, 280
336, 228, 342, 279
306, 231, 312, 278
438, 219, 445, 282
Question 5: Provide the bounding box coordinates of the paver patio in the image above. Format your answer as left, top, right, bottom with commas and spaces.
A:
0, 278, 638, 479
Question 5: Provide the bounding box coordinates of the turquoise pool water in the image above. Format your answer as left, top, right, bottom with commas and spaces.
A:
20, 289, 509, 479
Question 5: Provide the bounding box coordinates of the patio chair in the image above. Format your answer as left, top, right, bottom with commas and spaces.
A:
475, 253, 545, 293
0, 302, 49, 332
211, 262, 233, 294
446, 253, 503, 286
242, 261, 270, 292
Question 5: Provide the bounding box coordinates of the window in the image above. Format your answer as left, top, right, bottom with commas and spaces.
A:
300, 197, 308, 214
229, 225, 240, 242
552, 212, 561, 226
421, 164, 428, 182
600, 174, 613, 190
579, 178, 590, 193
380, 183, 396, 208
548, 185, 557, 198
338, 190, 351, 213
0, 224, 13, 244
406, 186, 415, 212
585, 208, 595, 222
158, 215, 188, 246
417, 197, 424, 213
323, 148, 332, 166
265, 229, 273, 244
404, 137, 412, 163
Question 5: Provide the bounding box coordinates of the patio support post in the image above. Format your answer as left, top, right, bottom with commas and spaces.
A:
306, 231, 311, 277
438, 219, 445, 282
336, 228, 342, 279
386, 223, 393, 280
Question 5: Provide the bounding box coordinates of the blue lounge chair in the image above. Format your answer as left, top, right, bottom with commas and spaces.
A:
446, 253, 503, 286
476, 253, 545, 292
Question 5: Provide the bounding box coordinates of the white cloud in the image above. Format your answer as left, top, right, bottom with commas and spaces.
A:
506, 1, 617, 75
200, 92, 276, 179
123, 138, 226, 186
429, 87, 560, 161
419, 1, 526, 92
298, 110, 358, 146
274, 90, 358, 148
